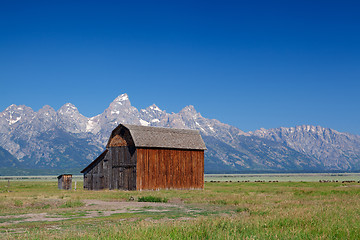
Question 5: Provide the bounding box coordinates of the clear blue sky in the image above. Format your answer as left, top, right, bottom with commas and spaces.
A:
1, 1, 359, 134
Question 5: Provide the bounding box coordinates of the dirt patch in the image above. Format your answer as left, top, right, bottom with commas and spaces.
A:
0, 200, 183, 226
0, 213, 69, 226
82, 199, 177, 210
168, 198, 185, 205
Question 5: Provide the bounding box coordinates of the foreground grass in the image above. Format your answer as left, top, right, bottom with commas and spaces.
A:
1, 181, 360, 239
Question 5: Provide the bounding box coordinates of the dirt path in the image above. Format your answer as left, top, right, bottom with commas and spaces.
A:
0, 200, 183, 226
82, 199, 178, 210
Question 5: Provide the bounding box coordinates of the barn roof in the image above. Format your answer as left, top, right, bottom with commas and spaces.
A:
109, 124, 207, 150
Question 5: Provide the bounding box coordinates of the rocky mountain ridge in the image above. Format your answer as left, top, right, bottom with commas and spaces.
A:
1, 93, 359, 174
252, 126, 360, 170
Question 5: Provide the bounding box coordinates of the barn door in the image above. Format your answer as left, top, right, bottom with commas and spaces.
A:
123, 167, 136, 190
109, 146, 137, 190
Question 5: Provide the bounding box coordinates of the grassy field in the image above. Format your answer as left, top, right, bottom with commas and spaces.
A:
2, 172, 360, 182
1, 178, 360, 239
205, 172, 360, 182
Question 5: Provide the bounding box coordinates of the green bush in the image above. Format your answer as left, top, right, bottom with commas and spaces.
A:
235, 207, 249, 213
138, 196, 168, 203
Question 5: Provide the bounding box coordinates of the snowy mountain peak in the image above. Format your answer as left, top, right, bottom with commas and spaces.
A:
65, 103, 76, 108
179, 105, 201, 119
58, 103, 79, 115
5, 104, 17, 111
114, 93, 129, 103
148, 104, 162, 112
38, 105, 56, 116
1, 104, 35, 127
39, 105, 55, 111
297, 125, 328, 133
4, 104, 28, 113
2, 104, 34, 115
181, 105, 197, 113
108, 94, 133, 110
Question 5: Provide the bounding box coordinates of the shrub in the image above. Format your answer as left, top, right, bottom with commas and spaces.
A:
235, 207, 249, 213
138, 196, 168, 203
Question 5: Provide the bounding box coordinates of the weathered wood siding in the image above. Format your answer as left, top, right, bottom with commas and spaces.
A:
58, 174, 72, 190
83, 152, 109, 190
136, 148, 204, 190
108, 146, 137, 190
83, 147, 136, 190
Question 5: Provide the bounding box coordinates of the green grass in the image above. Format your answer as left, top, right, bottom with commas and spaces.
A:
48, 210, 88, 218
2, 172, 360, 183
1, 180, 360, 239
205, 172, 360, 182
0, 217, 27, 224
138, 196, 168, 203
60, 199, 85, 208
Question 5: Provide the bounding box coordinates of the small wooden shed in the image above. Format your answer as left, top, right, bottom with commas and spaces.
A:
58, 174, 72, 190
81, 124, 206, 191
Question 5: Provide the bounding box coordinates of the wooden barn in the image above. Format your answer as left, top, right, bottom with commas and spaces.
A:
81, 124, 206, 191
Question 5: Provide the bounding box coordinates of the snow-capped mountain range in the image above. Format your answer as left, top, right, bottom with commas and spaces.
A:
1, 93, 360, 175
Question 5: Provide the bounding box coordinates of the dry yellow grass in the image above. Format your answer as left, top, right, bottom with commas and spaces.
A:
0, 180, 360, 239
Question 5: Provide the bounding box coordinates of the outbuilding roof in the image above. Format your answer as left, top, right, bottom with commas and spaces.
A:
57, 174, 72, 179
108, 124, 207, 150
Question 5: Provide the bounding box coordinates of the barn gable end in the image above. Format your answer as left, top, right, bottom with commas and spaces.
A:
107, 125, 135, 147
81, 124, 206, 191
